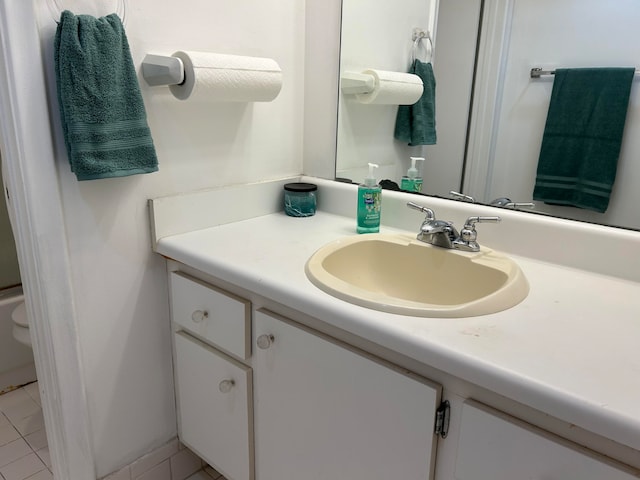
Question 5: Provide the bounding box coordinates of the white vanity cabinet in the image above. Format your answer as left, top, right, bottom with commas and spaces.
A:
252, 308, 442, 480
170, 272, 254, 480
167, 269, 639, 480
169, 271, 443, 480
455, 400, 639, 480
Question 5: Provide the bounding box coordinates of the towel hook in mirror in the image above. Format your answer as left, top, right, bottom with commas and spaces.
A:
411, 28, 433, 64
48, 0, 127, 25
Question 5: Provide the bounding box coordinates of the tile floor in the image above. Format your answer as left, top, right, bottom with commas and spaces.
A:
0, 382, 52, 480
1, 383, 228, 480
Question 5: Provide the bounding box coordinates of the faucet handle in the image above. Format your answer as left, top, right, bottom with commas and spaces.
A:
490, 197, 535, 209
505, 202, 535, 209
455, 216, 501, 252
464, 216, 501, 228
407, 202, 435, 220
450, 191, 476, 203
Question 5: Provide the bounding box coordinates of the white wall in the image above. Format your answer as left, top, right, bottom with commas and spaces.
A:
32, 0, 305, 476
423, 0, 481, 196
302, 0, 342, 180
466, 0, 640, 230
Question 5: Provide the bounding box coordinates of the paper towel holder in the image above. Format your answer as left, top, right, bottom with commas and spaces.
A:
341, 72, 376, 95
141, 54, 185, 87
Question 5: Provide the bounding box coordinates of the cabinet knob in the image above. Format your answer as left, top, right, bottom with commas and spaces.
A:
191, 310, 209, 323
256, 334, 275, 349
218, 379, 235, 393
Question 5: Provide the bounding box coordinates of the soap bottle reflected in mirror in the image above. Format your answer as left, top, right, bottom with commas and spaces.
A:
400, 157, 425, 193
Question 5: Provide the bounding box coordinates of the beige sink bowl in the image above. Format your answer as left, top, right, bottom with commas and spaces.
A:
305, 233, 529, 318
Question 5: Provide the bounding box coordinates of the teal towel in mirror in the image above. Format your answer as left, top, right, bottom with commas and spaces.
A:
54, 11, 158, 181
394, 60, 437, 146
533, 68, 634, 213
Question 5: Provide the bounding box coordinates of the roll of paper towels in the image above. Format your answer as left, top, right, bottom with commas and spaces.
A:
169, 51, 283, 102
355, 70, 423, 105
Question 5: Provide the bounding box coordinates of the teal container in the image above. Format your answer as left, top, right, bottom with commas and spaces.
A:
284, 183, 317, 217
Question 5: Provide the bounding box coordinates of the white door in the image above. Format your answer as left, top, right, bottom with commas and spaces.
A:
253, 309, 442, 480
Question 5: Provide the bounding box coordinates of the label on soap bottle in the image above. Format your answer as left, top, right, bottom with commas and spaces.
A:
401, 177, 423, 193
357, 187, 381, 233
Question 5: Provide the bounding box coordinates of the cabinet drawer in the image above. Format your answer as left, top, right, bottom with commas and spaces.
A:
174, 331, 254, 480
170, 271, 250, 359
455, 400, 638, 480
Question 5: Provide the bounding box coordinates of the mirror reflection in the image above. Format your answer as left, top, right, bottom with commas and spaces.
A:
336, 0, 640, 231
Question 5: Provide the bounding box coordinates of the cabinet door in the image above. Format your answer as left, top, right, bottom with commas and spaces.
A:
253, 309, 441, 480
455, 400, 639, 480
174, 331, 254, 480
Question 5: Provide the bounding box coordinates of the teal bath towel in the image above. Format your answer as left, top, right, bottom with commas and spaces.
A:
533, 68, 634, 213
394, 60, 437, 146
54, 11, 158, 180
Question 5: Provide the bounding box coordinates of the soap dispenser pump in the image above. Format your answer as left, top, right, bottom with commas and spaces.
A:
401, 156, 425, 193
357, 163, 382, 234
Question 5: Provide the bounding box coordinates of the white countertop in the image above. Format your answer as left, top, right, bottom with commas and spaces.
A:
156, 209, 640, 453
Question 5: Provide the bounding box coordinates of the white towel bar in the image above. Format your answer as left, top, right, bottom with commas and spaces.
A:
530, 67, 640, 79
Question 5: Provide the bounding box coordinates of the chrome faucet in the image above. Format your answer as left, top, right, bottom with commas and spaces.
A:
407, 202, 501, 252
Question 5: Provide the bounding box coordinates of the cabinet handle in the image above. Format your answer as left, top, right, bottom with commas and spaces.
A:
256, 334, 275, 349
218, 379, 235, 393
191, 310, 209, 323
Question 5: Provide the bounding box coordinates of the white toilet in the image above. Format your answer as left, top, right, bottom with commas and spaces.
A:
11, 301, 32, 348
0, 289, 36, 393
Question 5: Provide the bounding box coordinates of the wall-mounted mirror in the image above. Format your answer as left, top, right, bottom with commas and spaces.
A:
336, 0, 640, 231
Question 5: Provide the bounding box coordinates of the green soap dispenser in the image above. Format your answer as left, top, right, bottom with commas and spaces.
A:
357, 163, 382, 234
401, 156, 425, 193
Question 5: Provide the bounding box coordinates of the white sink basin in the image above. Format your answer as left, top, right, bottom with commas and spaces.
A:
305, 233, 529, 318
